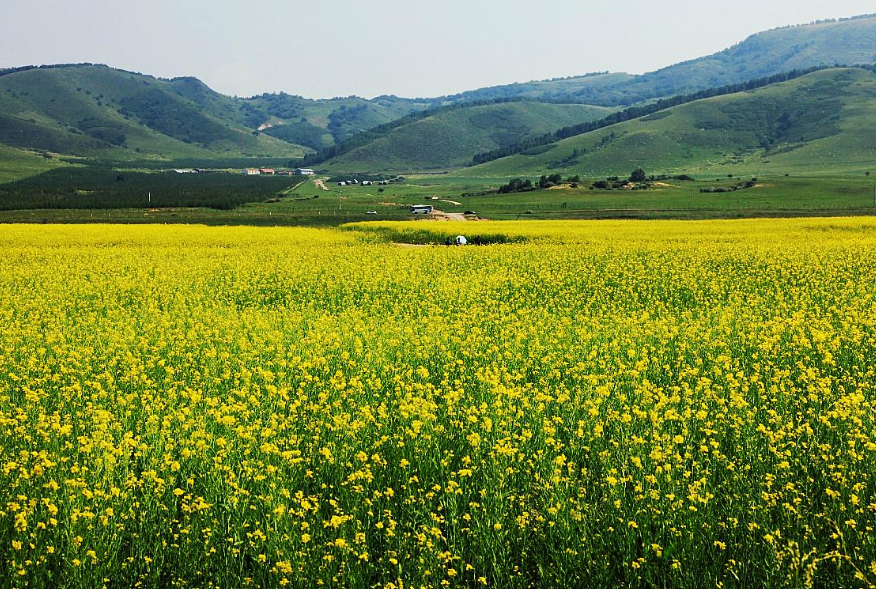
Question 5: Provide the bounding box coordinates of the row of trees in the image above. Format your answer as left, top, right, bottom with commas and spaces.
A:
497, 174, 583, 194
495, 169, 702, 193
0, 167, 293, 211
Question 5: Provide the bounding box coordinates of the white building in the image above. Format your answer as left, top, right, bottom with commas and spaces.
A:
295, 168, 316, 176
244, 169, 261, 176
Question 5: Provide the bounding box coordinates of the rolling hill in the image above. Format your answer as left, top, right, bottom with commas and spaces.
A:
3, 14, 876, 178
0, 65, 436, 168
447, 15, 876, 106
321, 101, 614, 172
245, 93, 434, 150
0, 65, 307, 161
467, 68, 876, 177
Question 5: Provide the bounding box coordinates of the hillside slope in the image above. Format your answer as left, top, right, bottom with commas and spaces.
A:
0, 144, 65, 183
0, 65, 307, 161
601, 16, 876, 105
468, 68, 876, 177
452, 15, 876, 106
323, 102, 614, 172
246, 94, 433, 149
439, 73, 636, 104
0, 65, 437, 163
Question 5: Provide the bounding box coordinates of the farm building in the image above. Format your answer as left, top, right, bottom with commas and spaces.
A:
259, 169, 276, 175
244, 169, 261, 176
295, 168, 316, 176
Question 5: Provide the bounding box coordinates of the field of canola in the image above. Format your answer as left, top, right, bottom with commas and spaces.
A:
1, 219, 875, 589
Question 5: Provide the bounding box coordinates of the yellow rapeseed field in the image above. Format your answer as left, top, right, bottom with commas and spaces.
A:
1, 219, 875, 588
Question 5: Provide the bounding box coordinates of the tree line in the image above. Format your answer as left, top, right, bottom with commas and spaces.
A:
0, 167, 294, 211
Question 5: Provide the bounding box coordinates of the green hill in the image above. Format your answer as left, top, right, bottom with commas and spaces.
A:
467, 68, 876, 177
246, 94, 433, 149
598, 15, 876, 105
4, 14, 876, 178
322, 101, 614, 172
0, 65, 436, 168
439, 73, 636, 104
450, 15, 876, 106
0, 65, 306, 163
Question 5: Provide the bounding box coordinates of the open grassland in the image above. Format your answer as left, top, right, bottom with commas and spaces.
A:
0, 145, 67, 184
2, 174, 875, 225
1, 220, 876, 588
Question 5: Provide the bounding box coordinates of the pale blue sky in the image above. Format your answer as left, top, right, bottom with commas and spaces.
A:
1, 0, 874, 99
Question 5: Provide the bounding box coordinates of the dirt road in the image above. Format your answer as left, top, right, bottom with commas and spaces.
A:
431, 209, 467, 221
313, 178, 330, 191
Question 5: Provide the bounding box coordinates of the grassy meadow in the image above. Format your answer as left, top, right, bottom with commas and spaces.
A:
2, 173, 875, 225
0, 145, 67, 184
1, 219, 875, 588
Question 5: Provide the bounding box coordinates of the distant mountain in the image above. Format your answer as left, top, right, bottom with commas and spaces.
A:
242, 92, 433, 150
321, 101, 614, 172
448, 15, 876, 106
436, 73, 636, 104
595, 15, 876, 106
467, 68, 876, 177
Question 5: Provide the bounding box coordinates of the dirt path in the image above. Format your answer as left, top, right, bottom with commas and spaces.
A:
430, 209, 467, 221
440, 199, 462, 206
313, 178, 330, 191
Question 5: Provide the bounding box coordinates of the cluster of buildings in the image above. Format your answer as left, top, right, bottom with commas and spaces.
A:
338, 179, 388, 187
243, 168, 316, 177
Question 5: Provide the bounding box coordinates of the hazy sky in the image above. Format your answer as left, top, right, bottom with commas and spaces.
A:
2, 0, 875, 99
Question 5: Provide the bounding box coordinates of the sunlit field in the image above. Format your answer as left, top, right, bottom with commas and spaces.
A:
1, 219, 875, 589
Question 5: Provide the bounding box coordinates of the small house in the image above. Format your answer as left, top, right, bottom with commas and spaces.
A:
260, 168, 276, 175
244, 168, 261, 176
